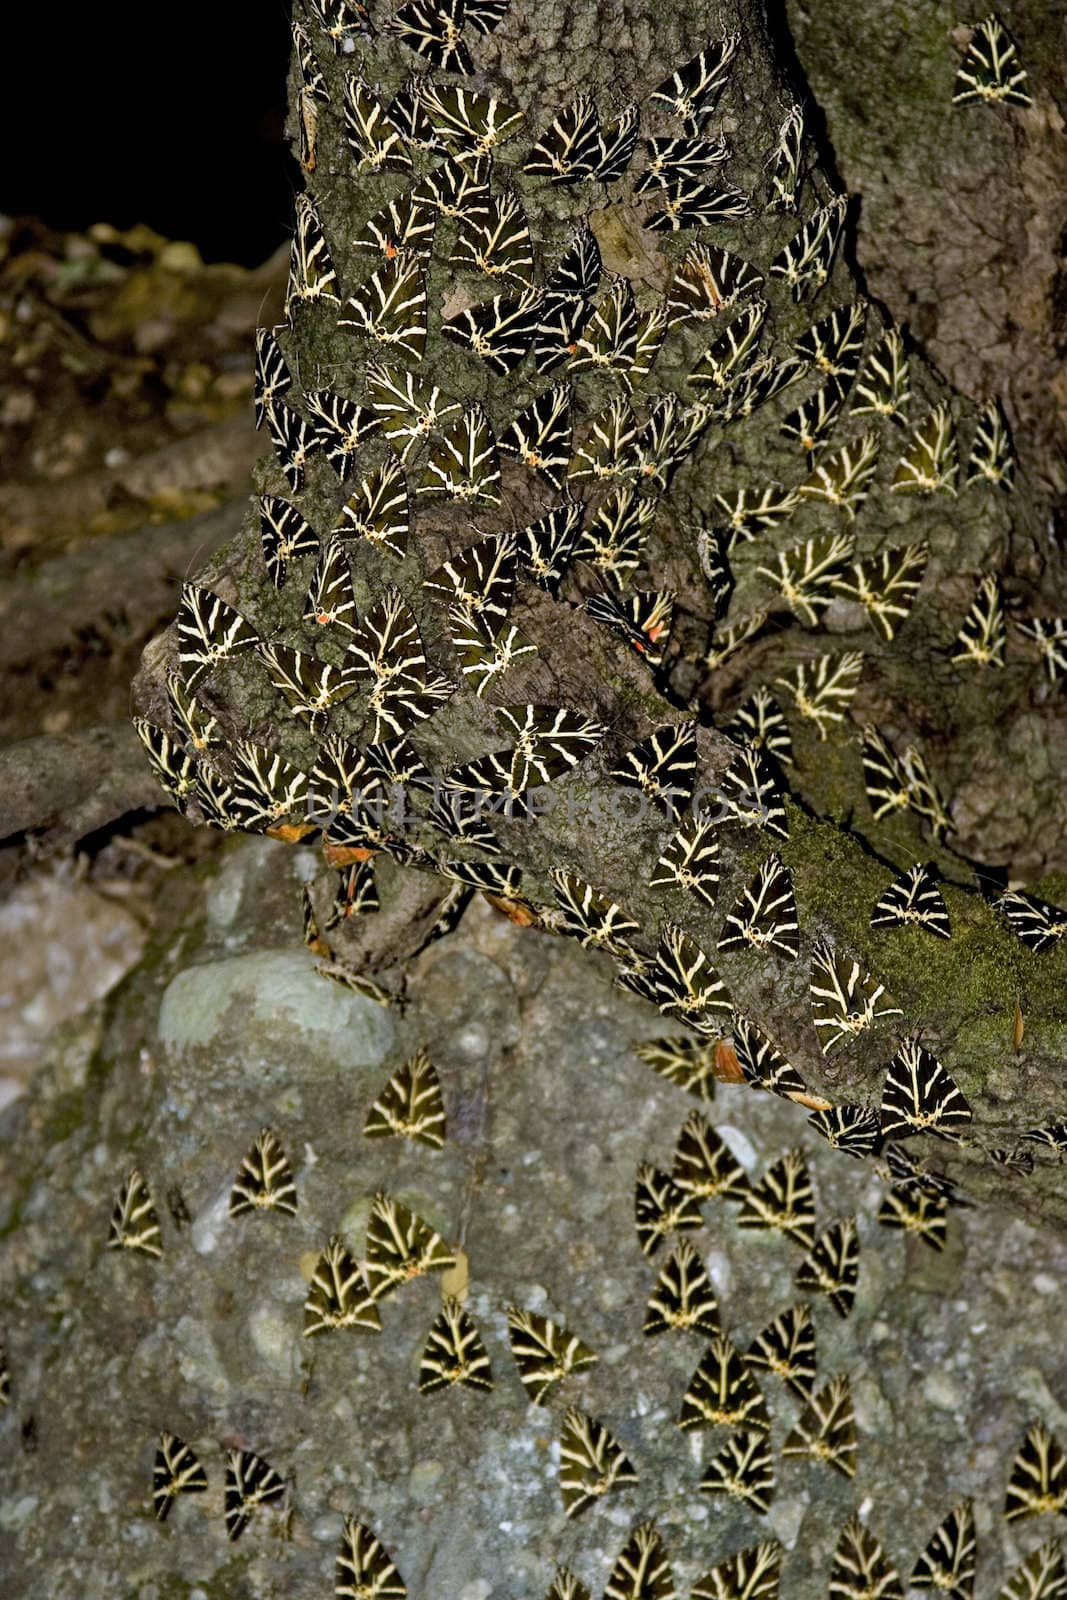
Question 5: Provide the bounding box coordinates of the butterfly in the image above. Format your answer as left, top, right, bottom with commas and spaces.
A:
421, 80, 522, 156
880, 1037, 973, 1142
738, 1149, 816, 1249
852, 327, 911, 419
833, 543, 928, 642
672, 1111, 748, 1200
229, 1128, 297, 1216
953, 15, 1031, 107
679, 1334, 770, 1433
643, 1240, 720, 1338
253, 326, 291, 428
418, 1297, 493, 1393
424, 532, 516, 622
107, 1169, 162, 1257
633, 1036, 721, 1101
808, 1103, 882, 1159
796, 1218, 859, 1318
693, 1541, 783, 1600
499, 385, 572, 488
506, 1308, 597, 1404
718, 746, 789, 838
717, 854, 800, 960
514, 503, 584, 592
266, 399, 317, 492
666, 243, 763, 327
995, 889, 1067, 953
910, 1501, 977, 1600
604, 1524, 676, 1600
1005, 1423, 1067, 1521
285, 193, 340, 320
775, 652, 864, 740
891, 403, 958, 495
768, 195, 848, 300
782, 1374, 857, 1478
223, 1449, 287, 1543
340, 257, 427, 360
966, 396, 1015, 489
258, 640, 360, 735
871, 863, 951, 938
352, 190, 437, 262
645, 181, 751, 232
559, 1407, 638, 1518
876, 1182, 948, 1251
336, 1518, 407, 1600
810, 941, 901, 1052
827, 1515, 902, 1600
650, 810, 721, 907
998, 1541, 1067, 1600
363, 1191, 456, 1299
634, 1162, 704, 1257
610, 721, 697, 813
363, 1049, 445, 1147
303, 1235, 381, 1335
1016, 616, 1067, 683
585, 590, 676, 668
689, 301, 768, 392
798, 432, 880, 518
723, 689, 793, 767
651, 35, 740, 133
152, 1433, 208, 1522
766, 102, 804, 212
952, 572, 1006, 666
730, 1013, 813, 1104
133, 719, 198, 807
699, 1429, 776, 1513
343, 75, 412, 172
418, 404, 501, 503
747, 1303, 817, 1399
388, 0, 474, 73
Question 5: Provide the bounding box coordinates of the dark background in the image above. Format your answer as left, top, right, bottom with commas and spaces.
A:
2, 1, 294, 264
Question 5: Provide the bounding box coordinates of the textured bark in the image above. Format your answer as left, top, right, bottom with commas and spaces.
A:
131, 0, 1067, 1222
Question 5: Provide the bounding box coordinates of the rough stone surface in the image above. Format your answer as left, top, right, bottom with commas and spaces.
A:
1, 837, 1065, 1597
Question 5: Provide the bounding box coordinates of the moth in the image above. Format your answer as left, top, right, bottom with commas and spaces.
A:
966, 396, 1015, 489
107, 1169, 162, 1258
418, 404, 501, 503
336, 1518, 407, 1600
638, 133, 729, 194
666, 243, 764, 328
672, 1110, 748, 1200
303, 1235, 381, 1335
339, 257, 428, 361
305, 391, 381, 479
152, 1433, 208, 1522
884, 1142, 971, 1210
737, 1149, 816, 1250
689, 300, 768, 392
1021, 1120, 1067, 1158
229, 1128, 298, 1216
411, 153, 493, 221
253, 326, 290, 428
388, 0, 474, 73
568, 395, 638, 481
952, 572, 1006, 667
388, 71, 444, 150
998, 1541, 1066, 1600
833, 543, 928, 641
442, 286, 540, 374
880, 1037, 972, 1142
192, 765, 241, 831
575, 488, 655, 580
757, 532, 855, 627
795, 1217, 859, 1318
718, 356, 805, 423
163, 670, 219, 753
746, 1303, 817, 1399
798, 432, 880, 519
603, 1523, 675, 1600
464, 0, 510, 34
524, 95, 604, 182
343, 75, 412, 172
515, 503, 584, 592
766, 102, 804, 212
558, 1407, 638, 1518
549, 868, 640, 957
828, 1515, 902, 1600
995, 889, 1067, 953
334, 460, 411, 558
910, 1501, 977, 1600
1005, 1422, 1067, 1521
808, 1103, 882, 1160
1016, 616, 1067, 683
650, 35, 740, 134
285, 193, 340, 320
499, 385, 572, 488
595, 102, 642, 183
507, 1308, 597, 1405
363, 1191, 456, 1299
650, 810, 721, 907
643, 1239, 721, 1337
609, 722, 697, 817
876, 1182, 948, 1251
782, 1374, 857, 1479
775, 651, 864, 740
714, 483, 797, 541
717, 854, 800, 960
365, 361, 461, 458
779, 379, 850, 457
224, 1447, 286, 1541
292, 19, 329, 92
266, 399, 316, 493
531, 290, 596, 374
363, 1049, 445, 1147
424, 532, 516, 622
723, 688, 794, 767
133, 719, 198, 807
303, 541, 358, 636
467, 703, 605, 796
418, 1297, 493, 1393
693, 1540, 783, 1600
861, 726, 912, 819
421, 80, 522, 157
547, 1572, 592, 1600
634, 1162, 704, 1257
768, 195, 848, 300
325, 860, 380, 926
307, 0, 373, 50
731, 1012, 813, 1104
696, 527, 734, 621
645, 181, 752, 232
871, 863, 951, 939
449, 610, 536, 695
633, 1035, 721, 1101
679, 1334, 771, 1433
891, 403, 958, 495
349, 589, 453, 740
352, 190, 437, 261
852, 327, 910, 419
700, 611, 770, 670
699, 1429, 776, 1513
795, 300, 867, 379
718, 745, 789, 838
810, 941, 901, 1052
258, 640, 359, 734
953, 16, 1031, 107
